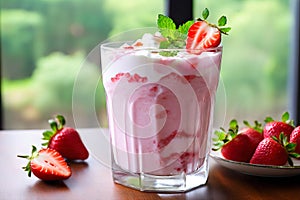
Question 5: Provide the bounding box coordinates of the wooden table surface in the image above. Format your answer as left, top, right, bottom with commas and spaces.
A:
1, 128, 300, 200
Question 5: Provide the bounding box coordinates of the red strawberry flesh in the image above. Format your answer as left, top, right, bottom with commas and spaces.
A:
186, 21, 221, 54
31, 148, 71, 181
18, 146, 71, 181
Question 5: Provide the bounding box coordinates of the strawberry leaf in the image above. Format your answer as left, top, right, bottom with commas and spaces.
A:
287, 157, 294, 167
202, 8, 209, 20
243, 120, 263, 133
289, 152, 300, 159
229, 119, 238, 129
56, 115, 66, 128
264, 116, 274, 123
271, 135, 279, 142
49, 119, 58, 132
280, 111, 295, 126
17, 145, 38, 177
42, 130, 54, 146
42, 130, 53, 139
281, 111, 290, 122
212, 141, 224, 151
218, 16, 227, 26
219, 27, 231, 35
214, 130, 227, 141
212, 119, 239, 151
286, 143, 296, 152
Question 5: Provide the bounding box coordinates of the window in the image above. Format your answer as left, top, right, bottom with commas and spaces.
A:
1, 0, 299, 129
193, 0, 299, 127
1, 0, 163, 129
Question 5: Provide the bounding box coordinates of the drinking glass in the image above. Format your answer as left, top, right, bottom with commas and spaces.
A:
101, 38, 222, 192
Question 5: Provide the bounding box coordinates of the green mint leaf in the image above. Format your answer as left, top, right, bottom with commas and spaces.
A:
159, 40, 170, 49
202, 8, 209, 20
172, 38, 186, 48
159, 50, 178, 57
218, 16, 227, 26
178, 20, 194, 34
157, 14, 176, 30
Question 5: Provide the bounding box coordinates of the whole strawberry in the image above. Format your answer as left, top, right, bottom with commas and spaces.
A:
250, 133, 300, 166
213, 120, 263, 162
263, 112, 294, 140
242, 120, 264, 150
42, 115, 89, 160
290, 126, 300, 154
17, 146, 72, 181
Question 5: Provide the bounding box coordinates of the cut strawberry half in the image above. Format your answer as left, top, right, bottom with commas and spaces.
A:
186, 20, 221, 54
18, 146, 72, 181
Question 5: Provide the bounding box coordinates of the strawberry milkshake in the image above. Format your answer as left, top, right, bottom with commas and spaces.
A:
101, 9, 229, 192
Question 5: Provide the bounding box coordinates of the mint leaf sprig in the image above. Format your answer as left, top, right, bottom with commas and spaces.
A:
157, 14, 193, 56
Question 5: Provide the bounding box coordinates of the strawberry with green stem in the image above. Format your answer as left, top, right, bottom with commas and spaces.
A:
264, 111, 295, 140
17, 145, 72, 181
290, 126, 300, 154
213, 119, 263, 162
250, 133, 300, 166
42, 115, 89, 161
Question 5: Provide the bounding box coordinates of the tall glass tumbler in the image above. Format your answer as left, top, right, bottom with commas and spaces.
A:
101, 40, 222, 192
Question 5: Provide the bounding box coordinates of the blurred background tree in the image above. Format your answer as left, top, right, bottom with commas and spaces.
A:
0, 0, 292, 129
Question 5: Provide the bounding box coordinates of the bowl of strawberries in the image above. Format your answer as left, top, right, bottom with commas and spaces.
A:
211, 111, 300, 177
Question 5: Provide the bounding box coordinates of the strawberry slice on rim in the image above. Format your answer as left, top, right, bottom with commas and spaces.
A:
186, 20, 221, 54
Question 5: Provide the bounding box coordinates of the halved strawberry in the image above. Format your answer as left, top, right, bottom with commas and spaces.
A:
186, 8, 230, 54
17, 146, 72, 181
186, 21, 221, 53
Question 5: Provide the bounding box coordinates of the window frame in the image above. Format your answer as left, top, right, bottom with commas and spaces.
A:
289, 0, 300, 125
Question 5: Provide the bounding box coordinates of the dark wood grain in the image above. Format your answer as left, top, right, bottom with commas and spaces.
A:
1, 129, 299, 200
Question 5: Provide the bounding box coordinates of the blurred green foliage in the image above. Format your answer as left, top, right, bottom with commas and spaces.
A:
194, 0, 292, 124
1, 10, 43, 79
1, 0, 112, 79
0, 0, 293, 128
